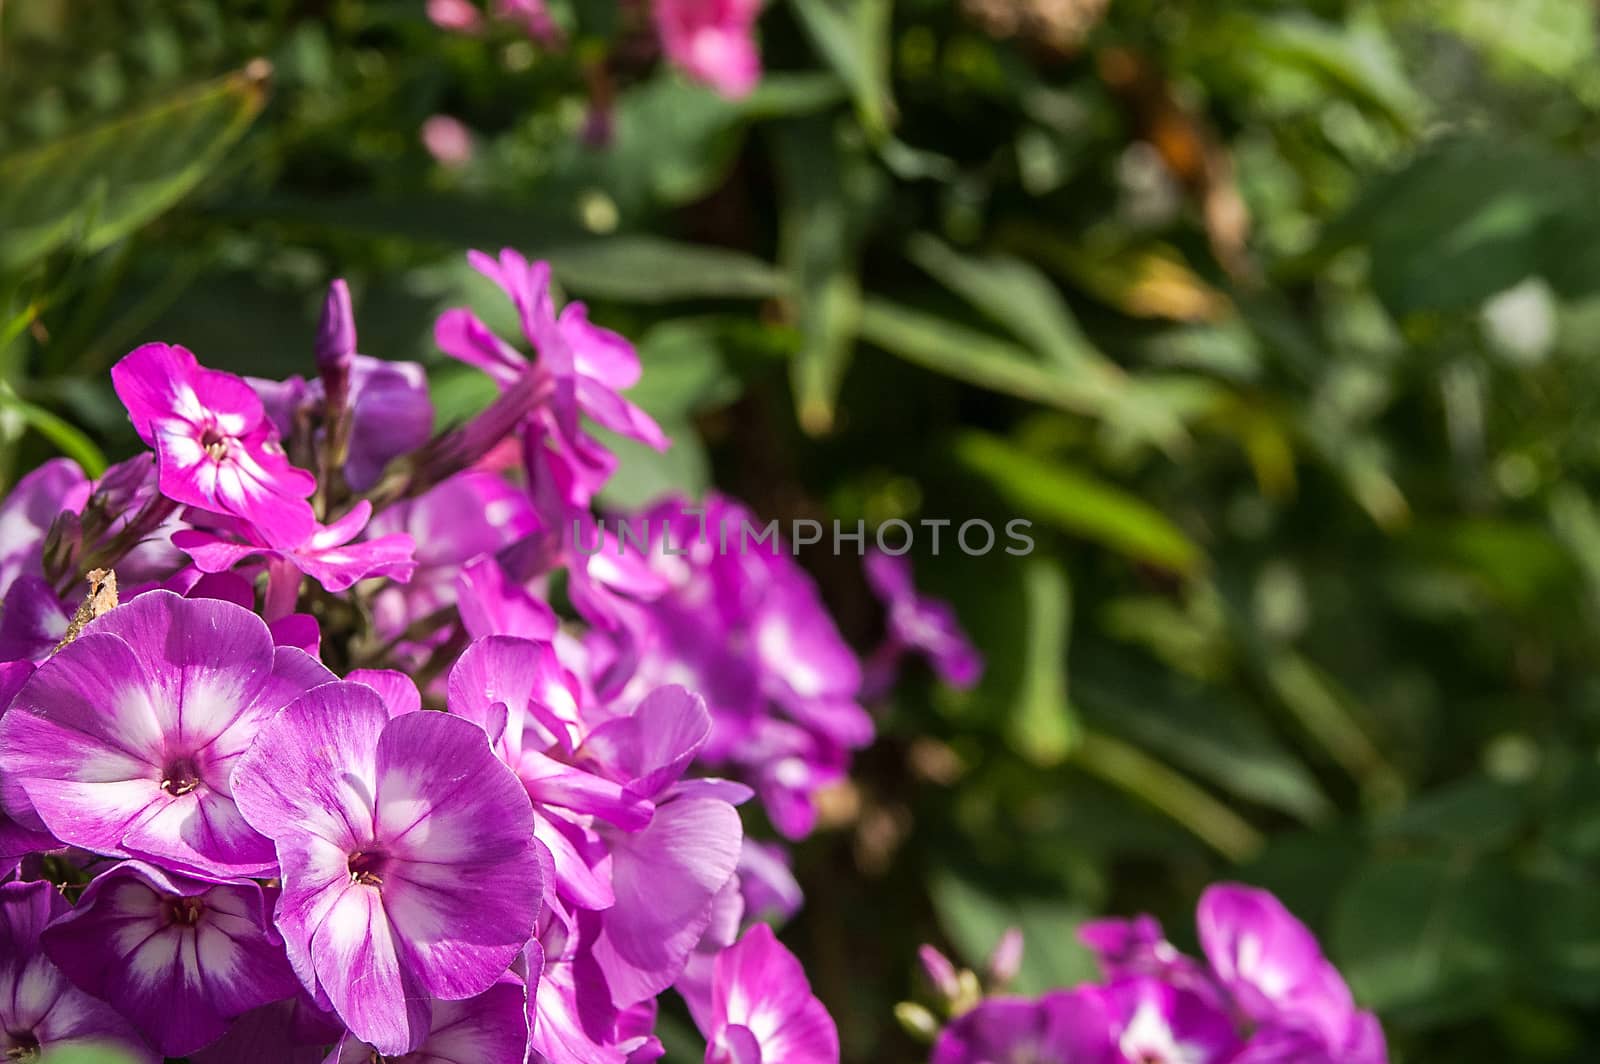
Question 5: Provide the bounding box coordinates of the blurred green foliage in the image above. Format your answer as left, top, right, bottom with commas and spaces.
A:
9, 0, 1600, 1060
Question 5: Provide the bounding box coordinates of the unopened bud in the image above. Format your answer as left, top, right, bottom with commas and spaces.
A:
316, 278, 358, 377
917, 945, 961, 1001
986, 926, 1024, 988
894, 1002, 941, 1044
953, 968, 983, 1015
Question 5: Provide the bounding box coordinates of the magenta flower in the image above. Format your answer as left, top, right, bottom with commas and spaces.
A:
174, 499, 417, 594
231, 680, 544, 1055
931, 989, 1111, 1064
0, 591, 334, 878
1198, 884, 1385, 1063
252, 354, 434, 494
654, 0, 762, 99
0, 879, 158, 1063
0, 457, 88, 596
0, 660, 55, 872
863, 549, 983, 695
698, 923, 837, 1064
434, 248, 666, 522
368, 471, 539, 650
41, 860, 302, 1056
327, 973, 530, 1063
112, 343, 318, 546
1097, 977, 1241, 1063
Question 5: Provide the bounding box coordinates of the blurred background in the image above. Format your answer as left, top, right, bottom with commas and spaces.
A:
6, 0, 1600, 1060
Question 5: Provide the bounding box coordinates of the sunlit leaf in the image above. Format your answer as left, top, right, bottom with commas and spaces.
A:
545, 238, 785, 303
0, 384, 107, 476
908, 235, 1105, 371
954, 432, 1202, 573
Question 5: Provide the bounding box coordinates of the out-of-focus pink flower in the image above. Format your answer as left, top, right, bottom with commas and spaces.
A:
422, 115, 476, 167
428, 0, 484, 33
497, 0, 562, 44
654, 0, 763, 99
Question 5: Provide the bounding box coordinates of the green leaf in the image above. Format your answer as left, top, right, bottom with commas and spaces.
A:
1331, 855, 1518, 1021
773, 118, 876, 434
38, 1047, 142, 1064
0, 385, 107, 477
857, 298, 1205, 454
788, 0, 895, 138
1076, 655, 1334, 824
954, 432, 1202, 572
629, 319, 742, 424
542, 73, 845, 219
0, 62, 269, 271
1006, 557, 1077, 764
544, 238, 785, 304
907, 235, 1104, 370
857, 298, 1114, 412
1246, 9, 1424, 130
1310, 138, 1600, 315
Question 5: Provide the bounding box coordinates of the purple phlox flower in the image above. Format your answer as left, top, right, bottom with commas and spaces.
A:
0, 458, 88, 597
434, 248, 666, 525
578, 686, 745, 1007
0, 879, 158, 1063
0, 575, 72, 664
457, 554, 560, 641
327, 972, 530, 1063
931, 988, 1111, 1064
527, 912, 634, 1064
607, 494, 868, 839
748, 554, 871, 748
654, 0, 763, 99
1097, 976, 1242, 1064
197, 988, 341, 1064
745, 717, 849, 840
148, 568, 323, 656
173, 498, 417, 596
189, 995, 338, 1064
0, 660, 55, 871
1080, 914, 1215, 998
699, 923, 838, 1064
348, 668, 424, 716
41, 859, 302, 1056
1197, 884, 1384, 1061
112, 343, 318, 546
231, 681, 544, 1055
863, 549, 982, 696
251, 354, 433, 494
0, 591, 334, 878
735, 838, 803, 925
368, 471, 539, 653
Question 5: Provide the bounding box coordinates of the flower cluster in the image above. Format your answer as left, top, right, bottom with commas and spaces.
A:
0, 250, 868, 1061
914, 884, 1387, 1064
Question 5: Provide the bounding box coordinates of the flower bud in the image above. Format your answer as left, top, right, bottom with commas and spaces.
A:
986, 926, 1024, 988
917, 944, 961, 1001
315, 279, 357, 398
894, 1002, 941, 1044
